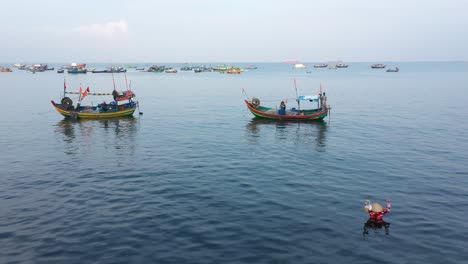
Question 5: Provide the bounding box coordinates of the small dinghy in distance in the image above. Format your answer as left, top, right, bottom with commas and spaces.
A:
386, 67, 399, 72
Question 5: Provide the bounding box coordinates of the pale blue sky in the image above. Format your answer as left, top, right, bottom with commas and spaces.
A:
1, 0, 466, 62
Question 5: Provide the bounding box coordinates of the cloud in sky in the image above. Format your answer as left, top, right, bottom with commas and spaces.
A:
75, 20, 128, 38
1, 1, 467, 62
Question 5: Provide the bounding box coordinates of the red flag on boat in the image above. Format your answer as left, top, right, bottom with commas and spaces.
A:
82, 87, 90, 100
63, 79, 66, 90
79, 85, 82, 96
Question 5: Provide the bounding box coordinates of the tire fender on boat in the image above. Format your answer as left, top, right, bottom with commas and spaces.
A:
61, 97, 73, 109
251, 98, 260, 108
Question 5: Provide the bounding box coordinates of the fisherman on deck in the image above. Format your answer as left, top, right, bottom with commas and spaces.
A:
112, 90, 119, 101
320, 92, 327, 110
279, 101, 286, 115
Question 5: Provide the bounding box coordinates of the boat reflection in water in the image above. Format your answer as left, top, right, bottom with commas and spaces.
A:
363, 219, 391, 237
54, 117, 139, 156
245, 117, 328, 151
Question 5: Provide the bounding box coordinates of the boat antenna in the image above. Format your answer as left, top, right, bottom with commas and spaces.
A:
63, 77, 66, 98
294, 78, 298, 97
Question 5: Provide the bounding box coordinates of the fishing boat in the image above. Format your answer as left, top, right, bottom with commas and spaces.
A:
244, 95, 328, 121
67, 68, 87, 74
147, 65, 165, 72
91, 69, 107, 73
51, 80, 140, 119
57, 69, 65, 73
371, 64, 386, 69
165, 68, 177, 73
293, 63, 307, 69
180, 66, 193, 71
336, 63, 349, 68
227, 67, 242, 74
386, 67, 399, 72
0, 67, 13, 72
65, 63, 86, 70
32, 64, 48, 72
314, 63, 328, 68
92, 67, 126, 73
245, 65, 258, 70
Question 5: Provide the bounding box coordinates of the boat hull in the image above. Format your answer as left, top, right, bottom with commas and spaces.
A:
51, 101, 136, 119
244, 100, 327, 121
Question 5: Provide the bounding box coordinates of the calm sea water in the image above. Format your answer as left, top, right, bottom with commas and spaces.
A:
1, 62, 468, 263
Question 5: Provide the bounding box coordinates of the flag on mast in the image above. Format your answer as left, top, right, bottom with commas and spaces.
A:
81, 87, 90, 100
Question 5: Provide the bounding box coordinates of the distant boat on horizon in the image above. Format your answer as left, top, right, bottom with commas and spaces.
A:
245, 65, 258, 69
314, 63, 328, 68
293, 63, 307, 69
371, 64, 386, 69
386, 67, 399, 72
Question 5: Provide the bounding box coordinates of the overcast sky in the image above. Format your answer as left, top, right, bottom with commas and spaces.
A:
0, 0, 466, 63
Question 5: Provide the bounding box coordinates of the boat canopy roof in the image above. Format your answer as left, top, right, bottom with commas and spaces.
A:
297, 95, 319, 102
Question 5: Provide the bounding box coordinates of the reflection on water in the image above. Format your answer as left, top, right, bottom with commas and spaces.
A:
54, 117, 139, 155
245, 118, 328, 150
363, 219, 391, 237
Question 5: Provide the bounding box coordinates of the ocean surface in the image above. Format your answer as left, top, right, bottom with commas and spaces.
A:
1, 62, 467, 264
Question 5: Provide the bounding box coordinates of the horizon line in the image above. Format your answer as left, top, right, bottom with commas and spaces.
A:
2, 60, 467, 64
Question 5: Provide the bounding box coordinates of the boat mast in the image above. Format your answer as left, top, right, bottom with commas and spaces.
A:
124, 72, 129, 91
112, 71, 116, 91
294, 78, 300, 111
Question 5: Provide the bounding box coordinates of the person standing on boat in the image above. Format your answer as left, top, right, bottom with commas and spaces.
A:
321, 92, 327, 110
318, 93, 322, 110
112, 90, 119, 101
279, 101, 286, 115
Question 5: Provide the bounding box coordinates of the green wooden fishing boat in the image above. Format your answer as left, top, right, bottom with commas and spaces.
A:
244, 95, 328, 121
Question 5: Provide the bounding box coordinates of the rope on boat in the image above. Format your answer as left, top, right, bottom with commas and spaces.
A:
260, 98, 296, 102
242, 89, 293, 103
241, 88, 250, 100
65, 92, 113, 96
